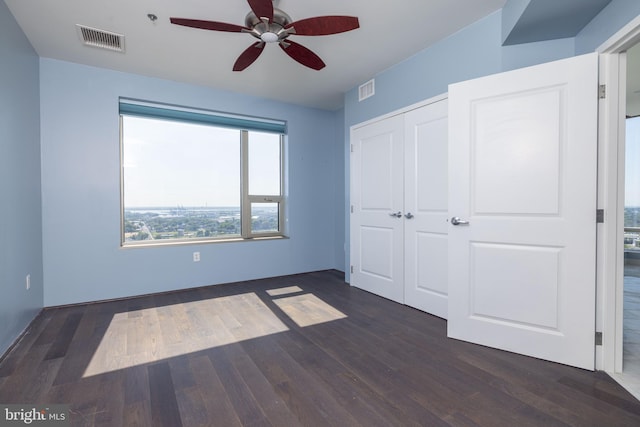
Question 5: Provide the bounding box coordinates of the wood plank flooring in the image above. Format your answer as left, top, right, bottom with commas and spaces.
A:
611, 264, 640, 398
1, 270, 640, 426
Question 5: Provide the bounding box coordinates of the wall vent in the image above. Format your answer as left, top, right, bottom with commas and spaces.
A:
359, 79, 375, 101
76, 25, 125, 52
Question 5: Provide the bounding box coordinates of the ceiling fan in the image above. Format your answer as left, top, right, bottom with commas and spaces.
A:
170, 0, 360, 71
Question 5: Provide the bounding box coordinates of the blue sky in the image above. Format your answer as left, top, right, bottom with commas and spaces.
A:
122, 116, 279, 207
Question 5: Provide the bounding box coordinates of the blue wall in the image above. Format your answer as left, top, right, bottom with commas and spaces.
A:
0, 1, 43, 355
576, 0, 640, 54
40, 59, 343, 306
343, 0, 640, 142
343, 11, 576, 129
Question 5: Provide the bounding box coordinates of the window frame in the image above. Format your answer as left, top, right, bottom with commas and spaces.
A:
119, 99, 287, 247
241, 130, 286, 239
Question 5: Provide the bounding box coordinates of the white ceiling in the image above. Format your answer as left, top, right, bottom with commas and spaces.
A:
4, 0, 506, 110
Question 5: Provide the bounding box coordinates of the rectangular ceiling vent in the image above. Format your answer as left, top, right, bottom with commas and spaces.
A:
359, 79, 375, 102
76, 25, 125, 52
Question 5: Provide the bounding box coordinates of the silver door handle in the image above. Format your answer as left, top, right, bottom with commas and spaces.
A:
389, 211, 402, 218
451, 216, 469, 226
404, 212, 414, 219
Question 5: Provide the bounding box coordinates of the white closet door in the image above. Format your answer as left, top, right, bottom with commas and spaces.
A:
404, 100, 449, 318
350, 115, 405, 303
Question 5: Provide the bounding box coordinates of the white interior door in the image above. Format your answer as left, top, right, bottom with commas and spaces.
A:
350, 115, 405, 303
404, 100, 449, 318
447, 53, 599, 370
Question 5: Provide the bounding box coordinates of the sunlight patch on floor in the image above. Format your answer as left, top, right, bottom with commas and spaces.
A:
83, 292, 288, 377
83, 288, 348, 378
273, 293, 347, 327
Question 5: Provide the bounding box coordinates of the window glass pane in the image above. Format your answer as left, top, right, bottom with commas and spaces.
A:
251, 203, 279, 234
625, 117, 640, 251
122, 116, 241, 242
248, 131, 281, 195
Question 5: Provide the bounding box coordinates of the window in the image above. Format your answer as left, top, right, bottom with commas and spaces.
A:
119, 99, 286, 246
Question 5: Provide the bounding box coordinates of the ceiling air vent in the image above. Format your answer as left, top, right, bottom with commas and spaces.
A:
359, 79, 375, 102
76, 25, 125, 52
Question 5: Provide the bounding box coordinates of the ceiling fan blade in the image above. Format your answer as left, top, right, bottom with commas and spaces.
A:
279, 40, 326, 70
247, 0, 274, 22
285, 16, 360, 36
170, 18, 247, 33
233, 42, 265, 71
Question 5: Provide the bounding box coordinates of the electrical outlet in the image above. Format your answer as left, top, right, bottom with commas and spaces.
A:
26, 274, 30, 290
193, 252, 200, 262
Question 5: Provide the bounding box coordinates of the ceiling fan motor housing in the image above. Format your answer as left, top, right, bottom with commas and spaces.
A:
244, 8, 293, 43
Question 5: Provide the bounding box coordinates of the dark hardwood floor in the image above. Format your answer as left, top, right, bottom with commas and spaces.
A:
1, 270, 640, 426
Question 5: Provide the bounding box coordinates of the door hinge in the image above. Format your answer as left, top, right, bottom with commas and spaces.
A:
596, 209, 604, 223
350, 265, 354, 274
595, 331, 603, 346
350, 205, 354, 213
599, 84, 606, 99
350, 144, 354, 153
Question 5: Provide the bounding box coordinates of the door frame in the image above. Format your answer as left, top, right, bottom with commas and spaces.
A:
597, 14, 640, 373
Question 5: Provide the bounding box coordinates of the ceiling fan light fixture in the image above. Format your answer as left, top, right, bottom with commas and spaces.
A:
260, 32, 279, 43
